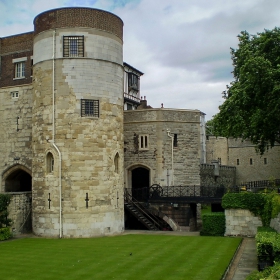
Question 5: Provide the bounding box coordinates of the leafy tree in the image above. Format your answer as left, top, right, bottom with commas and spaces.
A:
212, 28, 280, 154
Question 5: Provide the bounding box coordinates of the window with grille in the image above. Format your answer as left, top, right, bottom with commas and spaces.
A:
63, 36, 84, 57
139, 134, 149, 150
15, 62, 25, 78
81, 99, 99, 117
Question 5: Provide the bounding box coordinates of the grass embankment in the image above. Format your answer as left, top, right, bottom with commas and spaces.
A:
0, 234, 241, 280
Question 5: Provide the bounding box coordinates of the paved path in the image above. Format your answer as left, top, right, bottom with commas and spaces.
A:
226, 238, 258, 280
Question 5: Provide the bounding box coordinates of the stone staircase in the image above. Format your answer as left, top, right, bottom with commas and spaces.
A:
124, 202, 159, 230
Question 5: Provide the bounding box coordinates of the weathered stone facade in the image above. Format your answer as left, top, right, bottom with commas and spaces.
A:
200, 164, 236, 187
1, 7, 125, 238
124, 109, 202, 188
8, 192, 32, 234
207, 136, 280, 184
270, 213, 280, 233
225, 209, 262, 237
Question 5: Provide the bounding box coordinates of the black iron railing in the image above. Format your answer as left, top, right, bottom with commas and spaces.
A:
125, 179, 280, 203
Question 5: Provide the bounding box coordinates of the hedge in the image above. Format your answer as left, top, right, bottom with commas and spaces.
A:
256, 229, 280, 262
222, 192, 280, 227
200, 213, 225, 236
0, 227, 11, 241
246, 227, 280, 279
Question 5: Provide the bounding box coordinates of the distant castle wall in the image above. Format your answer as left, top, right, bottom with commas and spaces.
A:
200, 163, 236, 187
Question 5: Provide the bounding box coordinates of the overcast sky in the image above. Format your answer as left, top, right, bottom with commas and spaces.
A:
1, 0, 280, 120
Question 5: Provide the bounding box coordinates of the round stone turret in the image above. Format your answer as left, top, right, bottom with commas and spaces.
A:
32, 7, 124, 237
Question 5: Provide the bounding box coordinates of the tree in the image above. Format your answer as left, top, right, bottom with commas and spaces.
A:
212, 28, 280, 154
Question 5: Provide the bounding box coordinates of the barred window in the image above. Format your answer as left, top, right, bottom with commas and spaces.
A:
63, 36, 84, 57
81, 99, 99, 117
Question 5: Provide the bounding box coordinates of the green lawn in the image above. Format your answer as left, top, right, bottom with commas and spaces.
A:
0, 234, 241, 280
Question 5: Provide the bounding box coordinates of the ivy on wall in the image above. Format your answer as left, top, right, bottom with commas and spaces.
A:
0, 194, 12, 241
222, 192, 280, 227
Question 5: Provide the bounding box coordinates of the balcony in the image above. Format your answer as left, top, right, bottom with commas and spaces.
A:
124, 92, 141, 105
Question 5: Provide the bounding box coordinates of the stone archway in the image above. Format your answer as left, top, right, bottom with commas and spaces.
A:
131, 167, 150, 201
2, 164, 32, 192
2, 165, 32, 234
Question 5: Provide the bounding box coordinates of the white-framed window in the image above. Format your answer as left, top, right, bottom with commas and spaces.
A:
15, 62, 25, 78
139, 134, 149, 150
81, 99, 99, 117
11, 91, 19, 98
63, 36, 84, 57
13, 57, 27, 79
46, 152, 54, 173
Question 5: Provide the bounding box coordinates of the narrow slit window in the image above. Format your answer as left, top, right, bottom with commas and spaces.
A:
237, 159, 239, 165
114, 153, 120, 174
47, 152, 54, 173
173, 134, 178, 147
264, 158, 267, 165
250, 158, 253, 165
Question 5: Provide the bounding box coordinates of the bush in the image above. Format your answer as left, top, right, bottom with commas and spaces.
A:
246, 227, 280, 279
200, 213, 225, 236
0, 194, 12, 228
222, 192, 265, 217
0, 227, 12, 241
246, 262, 280, 280
222, 192, 280, 227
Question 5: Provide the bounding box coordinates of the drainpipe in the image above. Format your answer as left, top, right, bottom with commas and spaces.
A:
167, 129, 174, 186
52, 30, 62, 238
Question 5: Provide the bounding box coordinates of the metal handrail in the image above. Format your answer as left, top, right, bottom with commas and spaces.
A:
124, 189, 162, 229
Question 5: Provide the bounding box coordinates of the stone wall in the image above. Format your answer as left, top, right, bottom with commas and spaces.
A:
270, 213, 280, 233
8, 192, 32, 234
206, 136, 280, 184
228, 138, 280, 183
200, 164, 236, 188
31, 8, 124, 238
225, 209, 262, 236
0, 84, 33, 191
124, 109, 202, 187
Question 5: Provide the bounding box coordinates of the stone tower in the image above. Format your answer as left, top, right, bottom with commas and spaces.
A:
32, 7, 124, 237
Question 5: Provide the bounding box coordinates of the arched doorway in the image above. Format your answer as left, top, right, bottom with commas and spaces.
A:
131, 167, 150, 201
5, 168, 32, 192
2, 165, 32, 233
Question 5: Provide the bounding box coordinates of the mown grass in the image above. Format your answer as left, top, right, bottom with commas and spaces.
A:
0, 234, 241, 280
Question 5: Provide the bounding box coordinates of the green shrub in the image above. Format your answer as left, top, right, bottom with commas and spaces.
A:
222, 192, 280, 227
0, 227, 12, 241
256, 228, 280, 263
222, 192, 265, 217
200, 213, 225, 236
0, 194, 12, 228
246, 261, 280, 280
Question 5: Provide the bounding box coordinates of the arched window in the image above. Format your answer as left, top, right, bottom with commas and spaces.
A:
46, 152, 54, 173
114, 153, 120, 174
